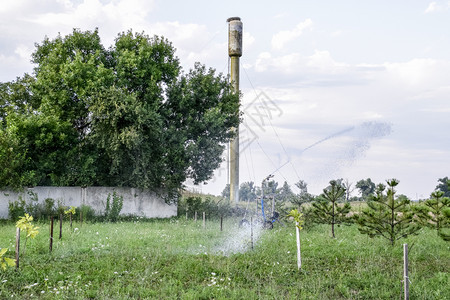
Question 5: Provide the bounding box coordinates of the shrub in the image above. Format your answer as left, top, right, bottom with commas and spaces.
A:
8, 197, 26, 221
105, 192, 123, 222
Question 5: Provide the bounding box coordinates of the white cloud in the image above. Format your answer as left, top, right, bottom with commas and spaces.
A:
253, 49, 350, 79
424, 1, 450, 13
271, 19, 312, 50
425, 2, 439, 13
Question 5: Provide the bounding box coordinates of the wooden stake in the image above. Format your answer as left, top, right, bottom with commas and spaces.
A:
15, 227, 20, 270
70, 214, 72, 230
50, 216, 54, 253
194, 211, 197, 222
220, 216, 223, 232
80, 210, 83, 227
403, 244, 409, 300
59, 214, 63, 240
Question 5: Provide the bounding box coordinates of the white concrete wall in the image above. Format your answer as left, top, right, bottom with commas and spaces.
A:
0, 187, 177, 219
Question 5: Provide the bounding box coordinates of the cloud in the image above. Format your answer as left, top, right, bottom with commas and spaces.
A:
424, 1, 450, 13
425, 2, 439, 13
271, 19, 312, 50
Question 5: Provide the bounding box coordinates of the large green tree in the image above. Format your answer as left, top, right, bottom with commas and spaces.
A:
0, 29, 240, 200
435, 177, 450, 197
355, 178, 376, 201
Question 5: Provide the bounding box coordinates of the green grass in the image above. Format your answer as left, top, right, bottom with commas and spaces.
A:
0, 217, 448, 299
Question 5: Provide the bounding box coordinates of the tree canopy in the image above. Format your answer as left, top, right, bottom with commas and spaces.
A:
0, 29, 240, 201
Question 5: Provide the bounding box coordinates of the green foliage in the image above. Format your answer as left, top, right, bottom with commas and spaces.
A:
291, 180, 314, 208
287, 209, 304, 230
239, 181, 257, 203
64, 206, 76, 216
178, 195, 236, 219
221, 184, 230, 202
355, 179, 421, 245
311, 180, 351, 238
414, 191, 449, 235
0, 248, 15, 270
355, 178, 376, 201
105, 192, 124, 222
440, 206, 450, 241
8, 197, 26, 221
0, 29, 240, 200
77, 205, 96, 222
15, 213, 39, 239
435, 176, 450, 197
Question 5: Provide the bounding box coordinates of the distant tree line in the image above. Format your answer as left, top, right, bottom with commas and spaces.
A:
0, 29, 240, 201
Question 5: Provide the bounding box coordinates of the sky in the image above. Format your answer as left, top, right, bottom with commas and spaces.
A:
1, 0, 449, 199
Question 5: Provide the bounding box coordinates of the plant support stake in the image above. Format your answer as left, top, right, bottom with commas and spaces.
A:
296, 222, 301, 270
15, 227, 20, 270
403, 243, 409, 300
50, 216, 54, 253
203, 212, 206, 229
59, 214, 63, 240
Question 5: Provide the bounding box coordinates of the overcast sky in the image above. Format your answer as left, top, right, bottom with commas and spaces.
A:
1, 0, 449, 199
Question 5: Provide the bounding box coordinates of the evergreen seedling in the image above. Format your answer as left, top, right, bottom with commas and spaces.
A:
311, 180, 351, 238
355, 179, 420, 245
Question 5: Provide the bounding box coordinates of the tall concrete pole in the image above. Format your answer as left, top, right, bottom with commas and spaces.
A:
227, 17, 242, 205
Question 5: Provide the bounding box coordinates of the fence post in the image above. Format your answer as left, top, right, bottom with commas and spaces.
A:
220, 216, 223, 232
403, 244, 409, 300
194, 211, 197, 222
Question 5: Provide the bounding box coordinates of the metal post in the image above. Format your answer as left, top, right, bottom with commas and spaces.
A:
227, 17, 242, 205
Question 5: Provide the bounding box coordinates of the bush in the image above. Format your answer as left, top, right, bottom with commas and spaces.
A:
8, 197, 26, 221
76, 205, 96, 222
178, 196, 241, 219
105, 192, 123, 222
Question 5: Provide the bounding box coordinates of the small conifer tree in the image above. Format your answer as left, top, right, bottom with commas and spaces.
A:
355, 179, 420, 245
311, 180, 351, 238
414, 191, 449, 236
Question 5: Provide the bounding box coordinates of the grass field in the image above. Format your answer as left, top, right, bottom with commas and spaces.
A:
0, 217, 448, 299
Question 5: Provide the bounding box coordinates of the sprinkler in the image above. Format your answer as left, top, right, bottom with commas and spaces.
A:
240, 174, 281, 229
